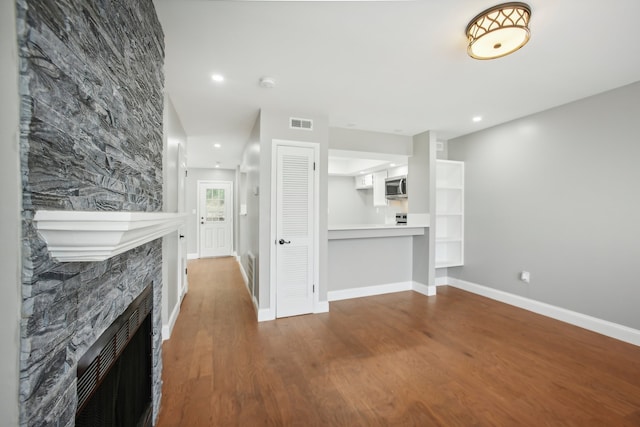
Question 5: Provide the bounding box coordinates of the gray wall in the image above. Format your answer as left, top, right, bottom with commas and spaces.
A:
186, 168, 237, 255
239, 114, 261, 303
448, 81, 640, 330
0, 1, 21, 424
409, 131, 436, 288
162, 96, 187, 330
16, 0, 165, 424
328, 176, 371, 225
328, 237, 413, 291
259, 109, 330, 305
329, 127, 413, 155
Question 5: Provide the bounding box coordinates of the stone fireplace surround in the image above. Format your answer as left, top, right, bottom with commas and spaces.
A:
16, 0, 167, 425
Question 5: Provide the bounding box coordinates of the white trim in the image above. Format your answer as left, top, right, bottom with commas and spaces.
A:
328, 281, 413, 302
239, 259, 276, 322
162, 298, 181, 341
411, 281, 437, 297
270, 140, 320, 318
257, 307, 275, 322
435, 276, 449, 286
33, 211, 187, 262
238, 258, 249, 289
187, 252, 199, 260
445, 277, 640, 347
314, 300, 330, 313
327, 281, 437, 302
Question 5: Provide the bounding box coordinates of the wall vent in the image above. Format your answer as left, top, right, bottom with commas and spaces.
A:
247, 252, 257, 298
290, 117, 313, 131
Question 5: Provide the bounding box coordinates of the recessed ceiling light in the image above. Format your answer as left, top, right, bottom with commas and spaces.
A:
215, 163, 220, 168
473, 116, 483, 122
359, 171, 365, 174
390, 163, 396, 167
211, 74, 224, 83
213, 143, 221, 148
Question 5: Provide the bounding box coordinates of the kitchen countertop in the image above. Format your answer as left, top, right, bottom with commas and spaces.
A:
329, 222, 428, 231
328, 221, 429, 240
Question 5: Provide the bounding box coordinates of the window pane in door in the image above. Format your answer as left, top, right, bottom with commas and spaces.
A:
205, 188, 225, 221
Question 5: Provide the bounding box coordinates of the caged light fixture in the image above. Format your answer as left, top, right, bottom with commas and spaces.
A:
466, 2, 531, 60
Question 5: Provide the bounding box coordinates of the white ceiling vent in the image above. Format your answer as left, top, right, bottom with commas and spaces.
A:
290, 117, 313, 131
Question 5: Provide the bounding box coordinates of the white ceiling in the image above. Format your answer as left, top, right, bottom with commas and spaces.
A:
154, 0, 640, 170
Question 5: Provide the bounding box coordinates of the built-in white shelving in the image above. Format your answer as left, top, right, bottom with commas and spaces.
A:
435, 160, 464, 268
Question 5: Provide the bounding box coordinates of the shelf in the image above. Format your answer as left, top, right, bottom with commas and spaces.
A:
435, 260, 464, 268
435, 159, 464, 268
33, 210, 188, 262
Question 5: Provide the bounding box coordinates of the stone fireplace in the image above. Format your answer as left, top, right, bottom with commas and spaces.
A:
16, 0, 166, 425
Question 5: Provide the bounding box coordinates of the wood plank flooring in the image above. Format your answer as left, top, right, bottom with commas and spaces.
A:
156, 257, 640, 426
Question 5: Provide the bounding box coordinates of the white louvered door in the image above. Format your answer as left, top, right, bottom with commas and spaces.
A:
275, 145, 315, 318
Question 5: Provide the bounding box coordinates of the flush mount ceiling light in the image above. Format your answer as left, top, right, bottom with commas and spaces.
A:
259, 77, 276, 88
211, 74, 225, 82
466, 2, 531, 60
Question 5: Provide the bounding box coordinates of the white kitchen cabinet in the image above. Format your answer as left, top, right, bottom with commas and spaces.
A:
372, 170, 387, 207
354, 173, 373, 189
435, 159, 464, 268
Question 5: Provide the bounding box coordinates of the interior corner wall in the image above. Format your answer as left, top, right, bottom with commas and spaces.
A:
409, 131, 436, 287
162, 95, 186, 334
238, 114, 261, 302
186, 168, 237, 255
0, 1, 22, 425
448, 81, 640, 330
259, 110, 330, 308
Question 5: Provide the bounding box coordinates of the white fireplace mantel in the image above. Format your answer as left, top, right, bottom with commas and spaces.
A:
33, 210, 188, 262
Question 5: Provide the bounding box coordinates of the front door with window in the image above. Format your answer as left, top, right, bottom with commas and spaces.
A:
198, 181, 233, 258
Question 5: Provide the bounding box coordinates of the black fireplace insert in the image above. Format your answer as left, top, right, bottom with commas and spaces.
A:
76, 285, 153, 427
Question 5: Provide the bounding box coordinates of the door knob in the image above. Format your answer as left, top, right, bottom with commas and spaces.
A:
278, 239, 291, 245
179, 234, 185, 239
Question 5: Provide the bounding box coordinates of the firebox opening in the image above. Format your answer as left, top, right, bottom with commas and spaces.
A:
76, 285, 153, 427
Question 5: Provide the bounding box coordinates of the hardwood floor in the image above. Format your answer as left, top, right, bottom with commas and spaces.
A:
156, 257, 640, 426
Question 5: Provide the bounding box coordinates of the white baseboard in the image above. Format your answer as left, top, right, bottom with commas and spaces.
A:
187, 252, 198, 260
435, 276, 449, 286
257, 306, 275, 322
412, 281, 437, 296
314, 300, 330, 313
162, 300, 181, 341
238, 258, 249, 290
445, 277, 640, 347
328, 281, 413, 302
327, 281, 439, 302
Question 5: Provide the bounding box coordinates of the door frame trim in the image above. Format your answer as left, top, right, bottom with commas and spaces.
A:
269, 139, 320, 317
196, 180, 234, 258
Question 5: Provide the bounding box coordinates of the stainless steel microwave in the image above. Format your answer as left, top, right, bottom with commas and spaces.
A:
385, 176, 407, 199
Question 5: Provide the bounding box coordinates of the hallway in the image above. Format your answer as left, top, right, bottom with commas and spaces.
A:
156, 258, 640, 426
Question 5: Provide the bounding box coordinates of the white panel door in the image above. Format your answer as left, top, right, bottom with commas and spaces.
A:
198, 181, 233, 258
276, 145, 315, 318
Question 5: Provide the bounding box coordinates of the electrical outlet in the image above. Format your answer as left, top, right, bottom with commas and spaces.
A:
520, 271, 530, 283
